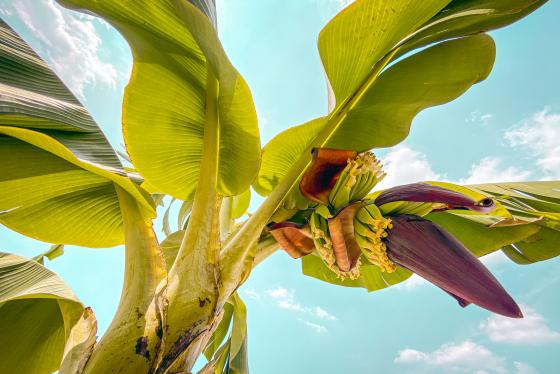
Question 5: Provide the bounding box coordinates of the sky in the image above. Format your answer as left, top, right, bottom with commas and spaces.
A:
1, 1, 560, 373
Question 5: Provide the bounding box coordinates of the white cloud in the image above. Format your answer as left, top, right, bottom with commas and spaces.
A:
302, 320, 327, 333
481, 305, 560, 345
242, 288, 260, 300
514, 361, 540, 374
278, 299, 306, 312
256, 107, 268, 127
7, 0, 120, 99
0, 7, 13, 16
265, 288, 335, 333
304, 0, 354, 23
334, 0, 354, 8
376, 145, 441, 190
377, 110, 559, 188
505, 109, 560, 179
395, 340, 507, 374
374, 144, 532, 192
395, 274, 428, 290
314, 306, 337, 321
266, 286, 290, 299
265, 286, 337, 322
468, 110, 495, 126
480, 251, 508, 267
460, 157, 532, 184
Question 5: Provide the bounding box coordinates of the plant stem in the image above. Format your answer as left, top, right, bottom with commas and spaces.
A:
253, 237, 279, 266
83, 186, 166, 374
220, 49, 399, 295
158, 68, 222, 373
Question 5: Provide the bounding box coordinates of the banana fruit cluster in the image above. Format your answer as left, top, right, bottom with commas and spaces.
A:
328, 152, 385, 209
354, 204, 395, 273
309, 212, 361, 280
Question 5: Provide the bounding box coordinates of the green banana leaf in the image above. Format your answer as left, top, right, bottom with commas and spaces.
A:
469, 181, 560, 263
33, 244, 65, 265
253, 117, 326, 205
160, 197, 193, 237
202, 293, 249, 374
59, 307, 97, 374
420, 181, 560, 262
255, 34, 495, 203
396, 0, 548, 59
318, 0, 450, 107
0, 252, 84, 374
203, 300, 234, 362
232, 189, 251, 220
56, 0, 261, 201
0, 19, 154, 247
160, 229, 185, 271
302, 255, 412, 292
254, 0, 545, 206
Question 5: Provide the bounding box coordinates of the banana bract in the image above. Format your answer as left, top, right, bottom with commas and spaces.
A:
271, 148, 522, 318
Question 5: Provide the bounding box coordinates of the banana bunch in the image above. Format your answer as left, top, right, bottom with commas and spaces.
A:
354, 204, 396, 273
328, 152, 385, 210
309, 212, 361, 280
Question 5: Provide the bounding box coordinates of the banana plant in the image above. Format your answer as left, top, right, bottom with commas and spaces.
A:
1, 0, 558, 373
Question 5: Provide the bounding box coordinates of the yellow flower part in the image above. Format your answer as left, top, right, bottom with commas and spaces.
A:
328, 152, 385, 209
354, 205, 396, 273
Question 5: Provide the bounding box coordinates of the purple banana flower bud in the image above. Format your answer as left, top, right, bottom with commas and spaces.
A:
375, 183, 495, 213
268, 222, 315, 259
385, 215, 522, 318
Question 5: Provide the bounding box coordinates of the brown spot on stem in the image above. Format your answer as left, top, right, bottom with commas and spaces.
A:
198, 297, 211, 308
156, 320, 206, 373
135, 336, 150, 360
156, 324, 163, 339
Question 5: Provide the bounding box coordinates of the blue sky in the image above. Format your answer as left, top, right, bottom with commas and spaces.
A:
1, 1, 560, 373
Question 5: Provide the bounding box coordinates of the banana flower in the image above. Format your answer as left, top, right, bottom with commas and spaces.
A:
269, 148, 522, 318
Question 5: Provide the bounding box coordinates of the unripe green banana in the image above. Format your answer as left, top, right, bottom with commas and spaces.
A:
353, 219, 376, 239
354, 233, 374, 250
363, 203, 383, 219
328, 152, 385, 209
352, 205, 396, 273
356, 207, 378, 226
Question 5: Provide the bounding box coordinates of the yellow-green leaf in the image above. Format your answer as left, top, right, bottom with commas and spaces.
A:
395, 0, 547, 59
325, 34, 495, 150
0, 20, 154, 247
0, 252, 84, 374
59, 307, 97, 374
57, 0, 261, 201
160, 230, 184, 272
232, 189, 251, 219
426, 211, 541, 257
255, 35, 495, 200
318, 0, 450, 106
302, 254, 412, 292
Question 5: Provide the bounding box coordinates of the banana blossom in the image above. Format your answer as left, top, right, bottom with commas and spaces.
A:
269, 148, 522, 318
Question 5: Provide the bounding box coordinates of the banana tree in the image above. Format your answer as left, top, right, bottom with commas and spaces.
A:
1, 0, 559, 373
